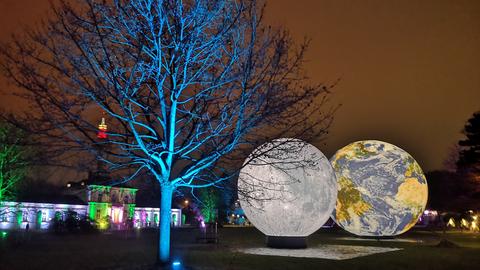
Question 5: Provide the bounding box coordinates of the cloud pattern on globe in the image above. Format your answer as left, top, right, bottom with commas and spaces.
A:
238, 138, 337, 237
331, 140, 428, 237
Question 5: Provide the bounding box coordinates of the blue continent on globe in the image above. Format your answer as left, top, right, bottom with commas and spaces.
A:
331, 140, 428, 237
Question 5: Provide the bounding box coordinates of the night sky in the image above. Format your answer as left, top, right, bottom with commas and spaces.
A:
1, 0, 479, 173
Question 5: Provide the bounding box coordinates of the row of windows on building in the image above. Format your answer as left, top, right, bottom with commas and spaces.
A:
89, 192, 134, 204
0, 208, 169, 224
1, 210, 69, 223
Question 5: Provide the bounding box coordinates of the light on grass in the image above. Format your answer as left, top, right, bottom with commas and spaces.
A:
98, 219, 109, 230
447, 218, 456, 227
172, 261, 181, 267
1, 231, 7, 238
471, 221, 478, 232
461, 218, 468, 228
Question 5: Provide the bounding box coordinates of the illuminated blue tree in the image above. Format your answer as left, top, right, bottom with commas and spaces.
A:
0, 0, 335, 263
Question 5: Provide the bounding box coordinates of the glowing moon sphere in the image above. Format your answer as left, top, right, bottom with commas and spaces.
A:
238, 139, 337, 247
331, 140, 428, 237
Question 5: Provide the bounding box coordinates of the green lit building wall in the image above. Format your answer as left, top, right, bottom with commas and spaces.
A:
88, 202, 111, 221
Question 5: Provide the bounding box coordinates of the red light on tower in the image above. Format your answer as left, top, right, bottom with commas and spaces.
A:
97, 117, 108, 139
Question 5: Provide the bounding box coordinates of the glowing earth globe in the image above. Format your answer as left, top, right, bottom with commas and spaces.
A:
238, 138, 337, 248
330, 140, 428, 237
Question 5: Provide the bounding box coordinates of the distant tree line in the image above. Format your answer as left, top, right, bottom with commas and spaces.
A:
427, 111, 480, 211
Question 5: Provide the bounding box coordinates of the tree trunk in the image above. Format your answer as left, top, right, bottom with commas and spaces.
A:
158, 184, 173, 265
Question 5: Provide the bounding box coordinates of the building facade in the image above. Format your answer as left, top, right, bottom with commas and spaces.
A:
0, 184, 181, 230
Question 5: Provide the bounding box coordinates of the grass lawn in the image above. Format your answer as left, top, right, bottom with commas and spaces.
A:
1, 227, 480, 269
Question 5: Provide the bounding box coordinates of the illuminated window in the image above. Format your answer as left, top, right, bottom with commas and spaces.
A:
54, 211, 62, 221
111, 207, 123, 224
172, 214, 177, 225
42, 211, 47, 222
22, 211, 28, 222
0, 213, 7, 222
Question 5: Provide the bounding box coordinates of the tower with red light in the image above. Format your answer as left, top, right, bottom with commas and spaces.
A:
97, 117, 108, 139
91, 117, 109, 180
